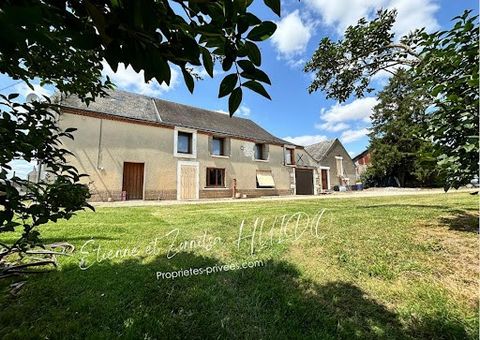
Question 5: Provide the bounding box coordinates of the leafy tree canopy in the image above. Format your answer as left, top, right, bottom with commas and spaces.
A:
305, 9, 479, 190
0, 0, 280, 276
0, 0, 281, 114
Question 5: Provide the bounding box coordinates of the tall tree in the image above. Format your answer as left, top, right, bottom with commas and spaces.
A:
366, 69, 441, 187
415, 12, 479, 190
305, 10, 479, 190
0, 0, 280, 276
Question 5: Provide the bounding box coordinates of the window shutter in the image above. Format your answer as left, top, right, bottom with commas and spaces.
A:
225, 137, 231, 156
208, 135, 213, 155
264, 144, 269, 160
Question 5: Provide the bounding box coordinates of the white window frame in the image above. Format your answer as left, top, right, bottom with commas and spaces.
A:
319, 166, 331, 191
253, 143, 269, 162
284, 145, 296, 166
210, 136, 229, 158
335, 156, 344, 177
174, 127, 197, 159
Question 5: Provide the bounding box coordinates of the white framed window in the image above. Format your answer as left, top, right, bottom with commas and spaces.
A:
284, 148, 295, 165
335, 156, 344, 176
174, 127, 197, 158
253, 143, 269, 161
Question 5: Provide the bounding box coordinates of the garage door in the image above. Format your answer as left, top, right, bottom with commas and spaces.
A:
296, 169, 314, 195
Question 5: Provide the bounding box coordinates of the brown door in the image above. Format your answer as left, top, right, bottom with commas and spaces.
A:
179, 163, 198, 200
295, 169, 314, 195
321, 169, 328, 191
122, 162, 144, 200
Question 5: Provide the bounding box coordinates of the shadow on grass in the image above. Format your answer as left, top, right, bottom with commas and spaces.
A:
0, 253, 471, 339
361, 203, 478, 233
438, 212, 479, 233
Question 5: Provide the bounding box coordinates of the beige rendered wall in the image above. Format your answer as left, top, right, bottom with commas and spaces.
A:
320, 141, 357, 188
58, 112, 294, 201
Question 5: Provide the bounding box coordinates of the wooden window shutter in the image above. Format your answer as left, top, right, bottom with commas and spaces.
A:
225, 137, 231, 156
264, 144, 269, 160
208, 135, 213, 155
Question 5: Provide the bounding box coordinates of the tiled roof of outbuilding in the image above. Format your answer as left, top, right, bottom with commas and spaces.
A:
305, 139, 335, 161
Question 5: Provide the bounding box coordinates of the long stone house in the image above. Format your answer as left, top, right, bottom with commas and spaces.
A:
305, 139, 356, 189
55, 89, 323, 201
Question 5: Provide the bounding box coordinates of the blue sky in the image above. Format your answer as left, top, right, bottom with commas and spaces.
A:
2, 0, 477, 178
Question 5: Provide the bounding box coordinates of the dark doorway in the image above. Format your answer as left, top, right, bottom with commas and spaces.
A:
295, 169, 314, 195
321, 169, 328, 191
122, 162, 145, 200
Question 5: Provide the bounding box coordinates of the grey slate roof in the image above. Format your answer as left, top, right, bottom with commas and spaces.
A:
58, 89, 289, 145
305, 139, 335, 161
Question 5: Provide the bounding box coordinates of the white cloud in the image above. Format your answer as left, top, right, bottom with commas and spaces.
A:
271, 10, 313, 57
283, 134, 328, 146
305, 0, 439, 37
315, 121, 350, 132
317, 97, 378, 132
7, 159, 36, 179
341, 128, 370, 143
102, 61, 179, 97
389, 0, 439, 38
14, 83, 52, 100
190, 65, 224, 79
238, 105, 251, 117
216, 105, 251, 117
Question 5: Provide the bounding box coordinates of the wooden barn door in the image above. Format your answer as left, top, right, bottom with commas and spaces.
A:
295, 169, 314, 195
178, 162, 198, 200
122, 162, 144, 200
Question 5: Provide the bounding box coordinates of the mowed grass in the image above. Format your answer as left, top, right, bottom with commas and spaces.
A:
0, 192, 478, 339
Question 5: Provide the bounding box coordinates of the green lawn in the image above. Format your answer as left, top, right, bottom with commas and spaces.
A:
1, 193, 478, 339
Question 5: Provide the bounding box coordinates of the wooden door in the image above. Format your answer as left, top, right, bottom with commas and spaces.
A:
321, 169, 328, 191
179, 164, 198, 200
295, 169, 314, 195
122, 162, 144, 200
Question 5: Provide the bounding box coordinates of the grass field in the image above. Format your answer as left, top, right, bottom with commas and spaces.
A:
0, 192, 478, 339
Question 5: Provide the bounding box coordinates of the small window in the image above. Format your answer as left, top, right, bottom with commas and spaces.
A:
212, 137, 225, 156
256, 170, 275, 188
206, 168, 225, 187
335, 156, 344, 176
177, 132, 192, 154
254, 144, 265, 160
285, 148, 295, 165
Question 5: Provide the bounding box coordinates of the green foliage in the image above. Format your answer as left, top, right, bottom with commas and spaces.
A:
367, 70, 443, 187
415, 11, 479, 189
0, 0, 280, 115
0, 0, 281, 271
0, 95, 93, 260
305, 10, 421, 102
0, 194, 477, 338
306, 9, 479, 190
